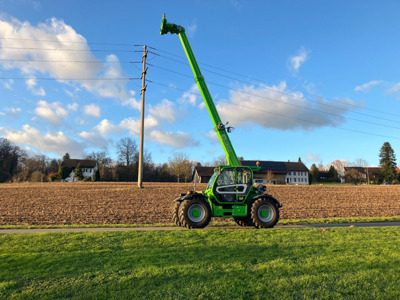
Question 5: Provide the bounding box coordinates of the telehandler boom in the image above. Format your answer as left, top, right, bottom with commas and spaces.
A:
161, 14, 281, 229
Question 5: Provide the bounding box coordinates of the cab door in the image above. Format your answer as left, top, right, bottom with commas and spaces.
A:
235, 167, 252, 201
213, 167, 252, 203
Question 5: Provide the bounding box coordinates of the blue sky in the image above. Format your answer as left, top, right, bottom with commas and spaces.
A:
1, 0, 400, 168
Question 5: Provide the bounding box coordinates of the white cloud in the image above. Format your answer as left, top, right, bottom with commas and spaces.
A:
178, 84, 199, 106
0, 124, 84, 157
25, 78, 46, 96
0, 16, 130, 103
1, 79, 14, 89
64, 87, 81, 99
0, 107, 21, 118
288, 47, 309, 73
95, 119, 120, 136
205, 130, 219, 144
121, 90, 141, 110
10, 107, 21, 116
35, 100, 68, 125
78, 130, 109, 148
79, 131, 96, 139
149, 130, 198, 148
67, 102, 79, 111
186, 20, 197, 38
306, 153, 321, 162
149, 99, 177, 123
217, 82, 359, 130
354, 80, 383, 92
83, 104, 101, 118
94, 115, 159, 138
385, 82, 400, 94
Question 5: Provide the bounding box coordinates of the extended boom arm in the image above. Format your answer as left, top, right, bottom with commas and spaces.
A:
161, 14, 241, 167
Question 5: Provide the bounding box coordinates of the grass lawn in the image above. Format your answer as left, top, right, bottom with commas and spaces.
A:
1, 228, 399, 299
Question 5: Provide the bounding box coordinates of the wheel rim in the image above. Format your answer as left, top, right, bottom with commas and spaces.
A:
188, 204, 206, 222
258, 204, 274, 223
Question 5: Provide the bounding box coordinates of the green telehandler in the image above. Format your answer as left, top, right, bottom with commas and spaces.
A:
161, 14, 282, 229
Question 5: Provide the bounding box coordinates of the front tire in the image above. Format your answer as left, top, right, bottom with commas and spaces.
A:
179, 198, 211, 229
251, 198, 279, 229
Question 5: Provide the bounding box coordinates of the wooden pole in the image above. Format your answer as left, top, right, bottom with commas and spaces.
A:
138, 45, 147, 188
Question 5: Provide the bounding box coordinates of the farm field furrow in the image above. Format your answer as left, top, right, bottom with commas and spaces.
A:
1, 182, 400, 225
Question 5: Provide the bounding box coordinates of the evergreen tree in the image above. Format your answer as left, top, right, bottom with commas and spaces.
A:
379, 142, 397, 183
328, 165, 339, 182
74, 163, 84, 181
94, 169, 100, 182
310, 164, 319, 184
63, 153, 70, 161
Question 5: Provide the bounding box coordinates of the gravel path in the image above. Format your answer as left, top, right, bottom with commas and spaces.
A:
1, 222, 400, 234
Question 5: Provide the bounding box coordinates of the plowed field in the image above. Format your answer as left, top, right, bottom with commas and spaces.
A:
1, 182, 400, 225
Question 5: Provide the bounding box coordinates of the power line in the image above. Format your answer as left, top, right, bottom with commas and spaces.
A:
0, 37, 135, 47
151, 48, 400, 119
147, 79, 400, 141
0, 46, 136, 53
0, 59, 141, 64
0, 77, 140, 81
147, 63, 400, 129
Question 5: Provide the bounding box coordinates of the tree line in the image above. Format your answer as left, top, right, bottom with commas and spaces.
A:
0, 137, 200, 183
309, 142, 399, 185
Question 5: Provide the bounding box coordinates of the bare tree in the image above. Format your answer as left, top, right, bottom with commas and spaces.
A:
116, 137, 138, 181
117, 137, 138, 167
345, 169, 364, 185
168, 152, 193, 183
353, 158, 368, 167
330, 159, 349, 182
213, 155, 227, 166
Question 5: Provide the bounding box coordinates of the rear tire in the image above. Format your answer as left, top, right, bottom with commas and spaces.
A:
179, 198, 211, 229
172, 201, 182, 227
233, 216, 255, 227
251, 197, 279, 229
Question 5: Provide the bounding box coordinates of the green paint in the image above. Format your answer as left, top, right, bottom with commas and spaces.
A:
161, 14, 280, 227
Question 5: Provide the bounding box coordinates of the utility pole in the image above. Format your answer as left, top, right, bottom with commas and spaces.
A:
138, 45, 147, 188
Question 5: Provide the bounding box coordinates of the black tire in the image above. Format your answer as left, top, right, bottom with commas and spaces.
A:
178, 198, 211, 229
233, 203, 255, 226
251, 197, 279, 229
233, 216, 255, 227
172, 201, 182, 227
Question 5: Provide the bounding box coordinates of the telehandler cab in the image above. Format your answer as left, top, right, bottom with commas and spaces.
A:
161, 14, 282, 229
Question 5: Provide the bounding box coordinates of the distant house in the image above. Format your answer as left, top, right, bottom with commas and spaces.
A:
344, 166, 381, 183
193, 166, 215, 183
192, 160, 310, 185
61, 159, 98, 182
318, 171, 331, 182
241, 160, 310, 185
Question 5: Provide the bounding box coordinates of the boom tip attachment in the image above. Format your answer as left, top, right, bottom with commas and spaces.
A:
160, 13, 184, 35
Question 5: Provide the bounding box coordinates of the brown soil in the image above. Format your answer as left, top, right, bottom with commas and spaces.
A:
1, 182, 399, 225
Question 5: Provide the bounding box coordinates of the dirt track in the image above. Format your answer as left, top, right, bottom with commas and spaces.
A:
1, 182, 400, 225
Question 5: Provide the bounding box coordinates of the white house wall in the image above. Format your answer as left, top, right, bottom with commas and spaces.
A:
64, 164, 99, 182
286, 171, 309, 185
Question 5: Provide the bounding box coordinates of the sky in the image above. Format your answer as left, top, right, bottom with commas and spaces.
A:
1, 0, 400, 169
